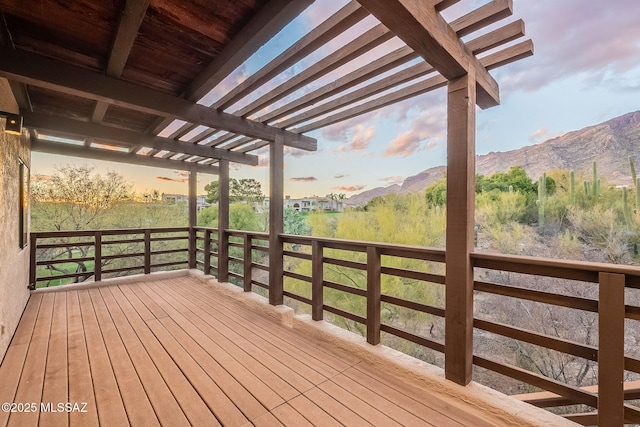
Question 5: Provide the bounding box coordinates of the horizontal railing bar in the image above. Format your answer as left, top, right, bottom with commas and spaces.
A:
36, 256, 93, 266
103, 266, 144, 274
280, 235, 311, 245
283, 250, 311, 261
624, 404, 640, 423
323, 304, 366, 324
32, 227, 190, 239
251, 262, 269, 272
380, 295, 445, 317
283, 290, 312, 305
323, 280, 367, 297
324, 257, 366, 271
36, 271, 93, 282
228, 271, 243, 280
380, 266, 445, 284
226, 229, 269, 239
474, 281, 598, 312
472, 251, 640, 282
150, 248, 188, 256
102, 253, 144, 260
102, 238, 144, 245
228, 242, 243, 249
626, 356, 640, 374
379, 246, 446, 262
251, 279, 268, 289
514, 380, 640, 408
380, 324, 445, 353
36, 241, 94, 249
474, 318, 598, 361
283, 270, 312, 283
149, 236, 188, 242
228, 256, 244, 264
473, 355, 598, 407
251, 245, 269, 253
151, 261, 187, 269
627, 305, 640, 321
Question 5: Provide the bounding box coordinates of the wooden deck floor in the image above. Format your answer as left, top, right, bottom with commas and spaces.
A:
0, 276, 516, 426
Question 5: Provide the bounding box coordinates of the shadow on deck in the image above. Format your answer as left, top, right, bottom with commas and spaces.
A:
0, 271, 573, 426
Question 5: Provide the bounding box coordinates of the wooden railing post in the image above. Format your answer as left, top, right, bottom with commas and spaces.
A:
269, 136, 284, 305
144, 229, 151, 275
367, 246, 381, 345
203, 229, 211, 275
188, 227, 196, 269
243, 234, 252, 292
218, 159, 230, 283
28, 233, 37, 290
445, 71, 476, 385
311, 240, 324, 321
94, 231, 102, 282
598, 272, 625, 426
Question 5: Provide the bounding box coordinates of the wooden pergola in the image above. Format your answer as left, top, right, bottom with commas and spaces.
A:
0, 0, 532, 388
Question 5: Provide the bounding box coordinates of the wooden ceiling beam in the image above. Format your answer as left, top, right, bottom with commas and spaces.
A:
278, 20, 525, 130
235, 23, 394, 118
32, 139, 220, 174
0, 47, 317, 150
214, 1, 369, 111
433, 0, 462, 11
293, 39, 533, 133
449, 0, 514, 38
92, 0, 150, 123
149, 0, 313, 135
356, 0, 509, 109
23, 112, 259, 166
186, 0, 314, 102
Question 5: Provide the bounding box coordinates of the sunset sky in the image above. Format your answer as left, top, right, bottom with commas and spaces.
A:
32, 0, 640, 198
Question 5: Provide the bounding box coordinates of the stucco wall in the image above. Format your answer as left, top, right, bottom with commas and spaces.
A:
0, 78, 30, 363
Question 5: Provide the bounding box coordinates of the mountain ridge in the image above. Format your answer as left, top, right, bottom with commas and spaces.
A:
347, 111, 640, 206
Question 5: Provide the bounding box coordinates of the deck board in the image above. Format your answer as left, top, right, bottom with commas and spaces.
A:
0, 276, 533, 426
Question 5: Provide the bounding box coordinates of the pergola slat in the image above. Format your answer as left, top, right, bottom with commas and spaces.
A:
235, 23, 394, 118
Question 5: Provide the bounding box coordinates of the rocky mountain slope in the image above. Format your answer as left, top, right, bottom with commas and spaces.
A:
348, 111, 640, 205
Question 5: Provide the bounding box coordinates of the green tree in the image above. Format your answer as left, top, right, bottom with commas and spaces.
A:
284, 207, 311, 235
204, 181, 219, 204
197, 203, 261, 231
425, 178, 447, 207
31, 165, 133, 231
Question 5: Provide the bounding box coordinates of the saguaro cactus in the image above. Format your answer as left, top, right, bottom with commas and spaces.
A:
631, 157, 637, 186
592, 161, 598, 197
570, 170, 575, 203
538, 174, 546, 229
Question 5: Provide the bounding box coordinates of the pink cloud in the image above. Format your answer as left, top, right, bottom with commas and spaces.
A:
290, 177, 318, 182
333, 184, 365, 192
156, 176, 185, 183
529, 127, 549, 143
494, 0, 640, 93
380, 176, 404, 185
384, 106, 446, 157
338, 125, 375, 152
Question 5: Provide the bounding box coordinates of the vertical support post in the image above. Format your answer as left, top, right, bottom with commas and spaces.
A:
144, 229, 151, 274
311, 240, 324, 321
94, 231, 102, 282
445, 70, 477, 385
188, 165, 197, 269
598, 272, 625, 426
218, 159, 230, 282
269, 136, 284, 305
367, 246, 381, 345
244, 234, 252, 292
29, 233, 37, 290
203, 229, 211, 275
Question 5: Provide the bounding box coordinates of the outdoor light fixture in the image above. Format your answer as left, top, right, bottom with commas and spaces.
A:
0, 111, 23, 135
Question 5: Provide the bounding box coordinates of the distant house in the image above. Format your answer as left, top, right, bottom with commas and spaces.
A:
162, 193, 211, 212
283, 195, 344, 212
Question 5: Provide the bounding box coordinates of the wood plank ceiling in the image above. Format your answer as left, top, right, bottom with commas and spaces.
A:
0, 0, 532, 173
